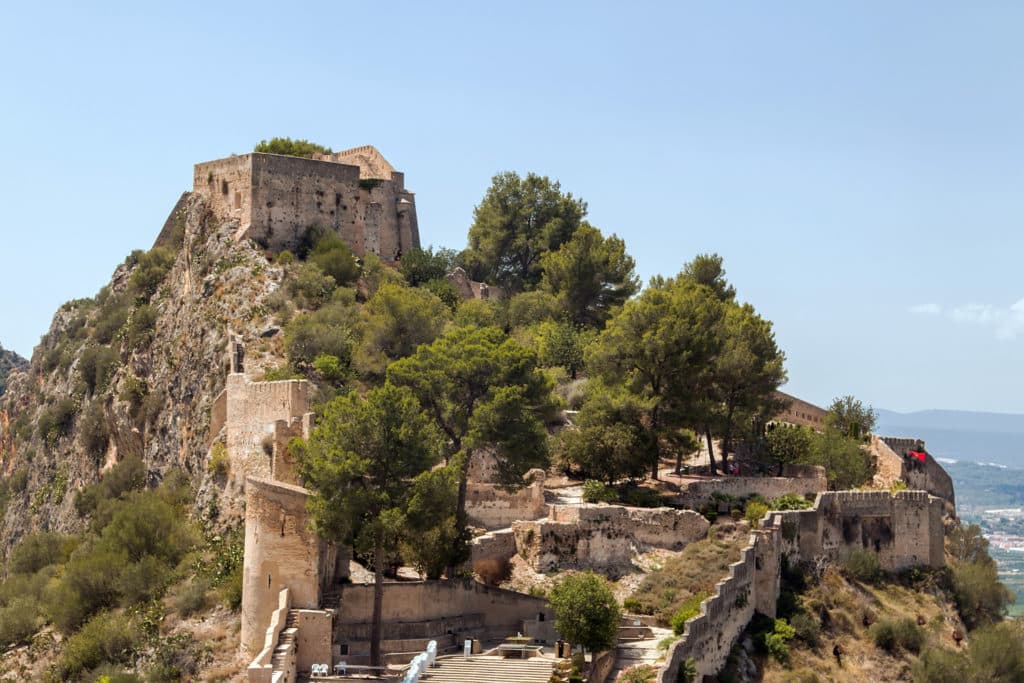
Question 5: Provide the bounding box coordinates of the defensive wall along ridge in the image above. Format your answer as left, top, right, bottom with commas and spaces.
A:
656, 489, 946, 682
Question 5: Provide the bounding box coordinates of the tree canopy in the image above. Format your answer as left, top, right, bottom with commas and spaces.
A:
540, 223, 639, 327
387, 325, 557, 543
825, 395, 877, 440
355, 282, 450, 379
464, 172, 586, 293
586, 275, 724, 479
548, 572, 622, 653
297, 383, 442, 665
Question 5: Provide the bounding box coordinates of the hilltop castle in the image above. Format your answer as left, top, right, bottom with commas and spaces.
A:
193, 145, 420, 259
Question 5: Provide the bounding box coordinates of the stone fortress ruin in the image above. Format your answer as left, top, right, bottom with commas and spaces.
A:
194, 147, 956, 682
194, 145, 419, 259
216, 332, 952, 682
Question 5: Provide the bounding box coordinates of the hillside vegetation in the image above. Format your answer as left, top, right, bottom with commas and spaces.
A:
0, 157, 1002, 679
720, 522, 1022, 683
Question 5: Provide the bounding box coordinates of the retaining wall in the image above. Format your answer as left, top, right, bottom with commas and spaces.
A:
674, 470, 827, 509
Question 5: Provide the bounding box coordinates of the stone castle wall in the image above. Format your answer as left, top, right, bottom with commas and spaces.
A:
335, 580, 553, 644
223, 374, 311, 486
194, 151, 419, 259
241, 476, 338, 656
674, 469, 827, 509
657, 489, 946, 681
871, 435, 956, 508
509, 504, 709, 575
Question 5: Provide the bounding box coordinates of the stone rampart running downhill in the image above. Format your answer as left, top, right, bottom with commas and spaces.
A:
657, 489, 945, 682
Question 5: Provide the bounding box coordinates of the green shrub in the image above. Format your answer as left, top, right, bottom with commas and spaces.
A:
790, 611, 820, 647
114, 554, 171, 605
127, 246, 175, 301
8, 532, 77, 574
287, 262, 338, 309
308, 232, 360, 286
91, 665, 143, 683
100, 493, 196, 564
952, 559, 1014, 629
912, 646, 970, 683
254, 137, 331, 158
842, 548, 882, 583
124, 304, 157, 350
284, 297, 359, 371
765, 618, 796, 663
670, 591, 710, 635
75, 455, 147, 518
0, 596, 40, 646
620, 485, 664, 508
744, 501, 769, 528
616, 664, 657, 683
174, 578, 210, 617
54, 611, 137, 682
506, 290, 561, 328
80, 400, 109, 460
770, 493, 813, 511
399, 246, 457, 287
93, 299, 131, 345
582, 479, 618, 504
146, 632, 203, 682
37, 398, 78, 443
967, 621, 1024, 681
0, 566, 57, 607
79, 345, 120, 396
222, 564, 243, 610
207, 442, 229, 477
423, 278, 461, 312
870, 617, 923, 653
45, 545, 124, 632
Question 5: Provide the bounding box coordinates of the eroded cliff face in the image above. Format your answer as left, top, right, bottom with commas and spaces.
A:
0, 346, 27, 398
0, 194, 289, 555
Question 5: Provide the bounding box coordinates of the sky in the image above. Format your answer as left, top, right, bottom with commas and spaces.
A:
1, 1, 1021, 414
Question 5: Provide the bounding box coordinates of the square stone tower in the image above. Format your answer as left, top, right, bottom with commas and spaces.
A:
193, 145, 419, 260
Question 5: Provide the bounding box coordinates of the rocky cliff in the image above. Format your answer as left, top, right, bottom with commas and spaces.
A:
0, 346, 27, 398
0, 194, 289, 553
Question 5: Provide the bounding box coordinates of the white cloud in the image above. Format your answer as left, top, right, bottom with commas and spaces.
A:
909, 303, 942, 315
948, 298, 1024, 340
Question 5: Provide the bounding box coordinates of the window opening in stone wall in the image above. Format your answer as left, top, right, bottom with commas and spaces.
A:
222, 180, 229, 195
234, 192, 242, 209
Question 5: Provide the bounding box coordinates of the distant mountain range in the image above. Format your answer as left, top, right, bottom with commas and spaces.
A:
876, 408, 1024, 470
0, 343, 28, 397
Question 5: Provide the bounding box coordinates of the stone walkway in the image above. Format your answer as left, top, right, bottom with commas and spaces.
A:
607, 619, 673, 682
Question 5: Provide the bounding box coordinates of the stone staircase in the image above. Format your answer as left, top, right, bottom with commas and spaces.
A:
606, 618, 672, 682
270, 609, 301, 674
420, 656, 554, 683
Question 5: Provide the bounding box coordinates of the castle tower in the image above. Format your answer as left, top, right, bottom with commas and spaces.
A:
193, 145, 419, 259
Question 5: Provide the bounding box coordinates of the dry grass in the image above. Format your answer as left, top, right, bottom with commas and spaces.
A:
749, 567, 966, 683
626, 521, 750, 624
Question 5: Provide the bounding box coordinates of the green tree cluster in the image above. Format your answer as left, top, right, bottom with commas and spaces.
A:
296, 383, 442, 666
254, 137, 332, 158
563, 256, 787, 481
547, 572, 621, 653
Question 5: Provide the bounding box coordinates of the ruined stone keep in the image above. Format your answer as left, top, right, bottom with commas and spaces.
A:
194, 145, 420, 259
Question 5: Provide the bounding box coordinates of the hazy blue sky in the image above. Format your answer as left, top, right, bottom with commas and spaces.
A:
1, 1, 1021, 413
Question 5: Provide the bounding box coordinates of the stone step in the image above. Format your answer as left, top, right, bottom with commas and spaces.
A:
420, 657, 554, 683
